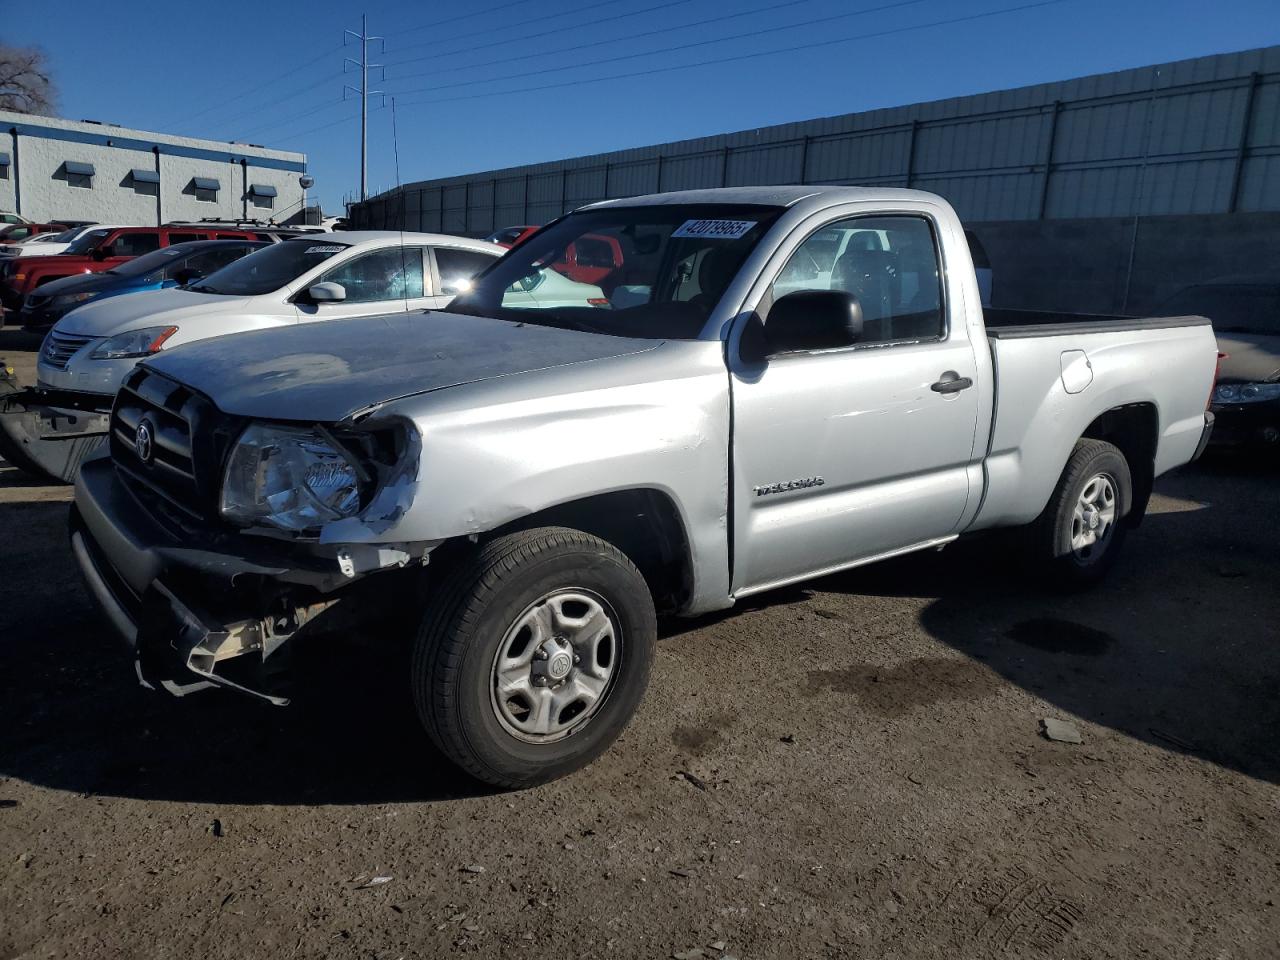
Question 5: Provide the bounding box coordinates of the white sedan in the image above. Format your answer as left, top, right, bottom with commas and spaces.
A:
38, 232, 505, 404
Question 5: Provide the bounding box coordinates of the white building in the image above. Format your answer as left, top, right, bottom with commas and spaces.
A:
0, 111, 309, 226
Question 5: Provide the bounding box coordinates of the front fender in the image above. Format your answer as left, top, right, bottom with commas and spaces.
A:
320, 341, 735, 613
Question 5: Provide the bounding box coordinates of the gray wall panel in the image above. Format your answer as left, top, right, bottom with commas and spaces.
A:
351, 46, 1280, 241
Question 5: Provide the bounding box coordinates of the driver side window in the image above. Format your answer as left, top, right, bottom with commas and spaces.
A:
320, 247, 424, 303
769, 216, 944, 344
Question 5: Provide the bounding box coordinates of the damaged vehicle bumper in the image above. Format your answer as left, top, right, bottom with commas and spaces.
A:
71, 456, 432, 704
0, 383, 112, 483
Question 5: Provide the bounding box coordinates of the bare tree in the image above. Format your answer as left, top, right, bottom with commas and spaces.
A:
0, 45, 56, 115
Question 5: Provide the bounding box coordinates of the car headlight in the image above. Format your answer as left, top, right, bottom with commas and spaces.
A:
1214, 382, 1280, 405
221, 423, 363, 532
52, 291, 100, 308
89, 326, 178, 359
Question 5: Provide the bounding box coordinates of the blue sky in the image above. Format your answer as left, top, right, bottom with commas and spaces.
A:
7, 0, 1280, 214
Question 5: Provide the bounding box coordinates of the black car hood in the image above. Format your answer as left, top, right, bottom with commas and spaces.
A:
142, 310, 664, 422
32, 271, 128, 298
1215, 332, 1280, 383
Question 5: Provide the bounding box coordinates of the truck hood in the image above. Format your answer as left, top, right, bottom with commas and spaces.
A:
56, 288, 250, 335
1214, 332, 1280, 383
141, 310, 665, 421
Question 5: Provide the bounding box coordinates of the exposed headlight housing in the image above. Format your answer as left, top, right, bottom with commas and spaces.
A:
52, 291, 100, 308
220, 423, 364, 532
1214, 382, 1280, 405
90, 325, 178, 359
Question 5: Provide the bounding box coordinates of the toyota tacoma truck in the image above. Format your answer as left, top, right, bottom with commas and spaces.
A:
69, 187, 1218, 788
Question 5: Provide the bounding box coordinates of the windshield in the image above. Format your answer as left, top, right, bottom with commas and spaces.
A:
189, 239, 348, 296
1160, 285, 1280, 336
109, 245, 189, 279
445, 204, 783, 339
65, 228, 112, 255
47, 229, 78, 243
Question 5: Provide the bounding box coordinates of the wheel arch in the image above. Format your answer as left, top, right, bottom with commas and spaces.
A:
484, 488, 695, 615
1080, 401, 1159, 525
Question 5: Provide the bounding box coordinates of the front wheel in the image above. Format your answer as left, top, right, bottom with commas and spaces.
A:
412, 527, 656, 789
1031, 438, 1133, 587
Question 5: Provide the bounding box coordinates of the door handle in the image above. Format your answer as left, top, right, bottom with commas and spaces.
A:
931, 373, 973, 394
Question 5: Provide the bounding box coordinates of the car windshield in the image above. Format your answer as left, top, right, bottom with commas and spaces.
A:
47, 229, 78, 243
108, 245, 189, 279
1160, 285, 1280, 336
64, 228, 112, 255
189, 239, 348, 296
445, 204, 784, 339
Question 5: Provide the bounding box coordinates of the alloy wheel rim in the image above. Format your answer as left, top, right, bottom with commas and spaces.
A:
489, 589, 620, 744
1070, 472, 1117, 563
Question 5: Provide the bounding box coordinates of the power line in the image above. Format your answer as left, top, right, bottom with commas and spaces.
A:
397, 0, 545, 38
386, 0, 932, 94
161, 42, 345, 130
394, 0, 1073, 109
384, 0, 820, 83
384, 0, 683, 67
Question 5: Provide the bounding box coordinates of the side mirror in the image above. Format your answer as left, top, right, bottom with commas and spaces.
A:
307, 281, 346, 303
764, 290, 863, 355
91, 248, 107, 261
173, 268, 203, 287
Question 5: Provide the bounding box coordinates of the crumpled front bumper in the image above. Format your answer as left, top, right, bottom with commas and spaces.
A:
70, 457, 399, 704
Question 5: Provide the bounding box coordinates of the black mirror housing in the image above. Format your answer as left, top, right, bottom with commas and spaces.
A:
765, 290, 864, 354
173, 269, 203, 286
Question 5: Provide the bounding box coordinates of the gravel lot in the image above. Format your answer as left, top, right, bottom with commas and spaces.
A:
1, 334, 1277, 960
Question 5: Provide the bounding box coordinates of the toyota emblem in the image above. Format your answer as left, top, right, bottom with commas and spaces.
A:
135, 418, 154, 464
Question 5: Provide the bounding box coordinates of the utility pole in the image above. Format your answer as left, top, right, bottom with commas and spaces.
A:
345, 15, 383, 202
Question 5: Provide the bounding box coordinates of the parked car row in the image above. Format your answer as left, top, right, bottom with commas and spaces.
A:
0, 220, 338, 326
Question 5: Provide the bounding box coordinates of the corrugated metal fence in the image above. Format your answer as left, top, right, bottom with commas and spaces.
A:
350, 45, 1280, 234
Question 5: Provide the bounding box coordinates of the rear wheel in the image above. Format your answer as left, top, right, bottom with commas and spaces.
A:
1032, 438, 1132, 587
412, 527, 656, 789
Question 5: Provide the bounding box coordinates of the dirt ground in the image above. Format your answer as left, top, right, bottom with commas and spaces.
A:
1, 334, 1277, 960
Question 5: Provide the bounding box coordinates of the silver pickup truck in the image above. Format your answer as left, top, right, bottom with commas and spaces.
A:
70, 187, 1218, 788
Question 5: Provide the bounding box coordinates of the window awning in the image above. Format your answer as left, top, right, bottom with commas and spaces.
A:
192, 177, 220, 191
65, 161, 95, 176
248, 183, 277, 197
131, 168, 160, 184
0, 152, 10, 167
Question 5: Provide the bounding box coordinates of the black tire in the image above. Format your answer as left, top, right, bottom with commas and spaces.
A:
1031, 438, 1132, 588
412, 526, 656, 789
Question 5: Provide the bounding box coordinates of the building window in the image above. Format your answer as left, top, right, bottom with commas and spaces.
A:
191, 176, 220, 203
130, 168, 160, 197
0, 152, 9, 181
64, 160, 95, 189
248, 183, 277, 210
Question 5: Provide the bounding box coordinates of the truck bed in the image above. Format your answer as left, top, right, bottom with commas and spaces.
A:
971, 311, 1217, 532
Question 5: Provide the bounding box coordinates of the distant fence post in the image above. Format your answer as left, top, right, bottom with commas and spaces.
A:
1037, 101, 1063, 220
1228, 72, 1261, 214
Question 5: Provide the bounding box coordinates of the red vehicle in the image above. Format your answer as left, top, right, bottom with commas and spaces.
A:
0, 222, 67, 244
484, 224, 625, 287
0, 225, 256, 310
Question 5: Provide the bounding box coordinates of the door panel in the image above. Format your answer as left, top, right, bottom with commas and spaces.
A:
730, 214, 981, 594
295, 247, 420, 323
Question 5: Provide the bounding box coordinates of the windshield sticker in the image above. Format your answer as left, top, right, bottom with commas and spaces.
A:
159, 248, 183, 256
305, 245, 346, 254
672, 219, 758, 240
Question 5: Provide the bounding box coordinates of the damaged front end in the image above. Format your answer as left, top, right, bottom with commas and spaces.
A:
69, 364, 436, 705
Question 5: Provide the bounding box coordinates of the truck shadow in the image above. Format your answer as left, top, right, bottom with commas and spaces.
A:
1, 457, 1274, 804
801, 460, 1280, 784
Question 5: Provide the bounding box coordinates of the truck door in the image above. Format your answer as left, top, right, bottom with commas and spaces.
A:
729, 213, 982, 595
